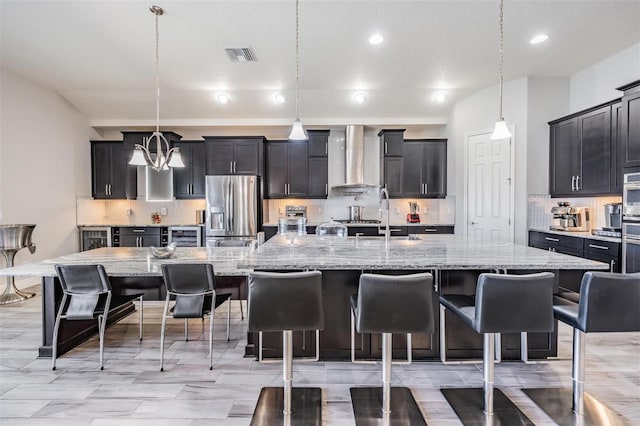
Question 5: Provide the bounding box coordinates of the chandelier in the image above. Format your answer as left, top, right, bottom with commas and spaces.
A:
490, 0, 512, 140
129, 5, 184, 171
288, 0, 307, 140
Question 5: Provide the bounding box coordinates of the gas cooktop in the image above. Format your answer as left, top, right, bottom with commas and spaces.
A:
335, 219, 381, 224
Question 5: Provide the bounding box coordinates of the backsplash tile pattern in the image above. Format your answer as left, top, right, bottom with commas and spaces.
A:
527, 194, 622, 230
76, 197, 205, 225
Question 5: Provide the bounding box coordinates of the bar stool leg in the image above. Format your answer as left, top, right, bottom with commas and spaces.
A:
483, 333, 495, 415
283, 329, 293, 415
382, 332, 392, 414
572, 328, 586, 415
138, 296, 144, 341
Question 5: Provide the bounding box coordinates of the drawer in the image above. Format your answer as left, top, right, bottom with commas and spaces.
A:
529, 231, 583, 251
117, 227, 161, 236
410, 226, 454, 234
582, 251, 619, 272
348, 226, 379, 237
583, 238, 620, 257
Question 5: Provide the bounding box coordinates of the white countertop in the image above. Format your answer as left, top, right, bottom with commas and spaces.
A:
263, 222, 454, 227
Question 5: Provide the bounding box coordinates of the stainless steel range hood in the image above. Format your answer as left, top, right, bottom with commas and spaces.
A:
332, 125, 379, 194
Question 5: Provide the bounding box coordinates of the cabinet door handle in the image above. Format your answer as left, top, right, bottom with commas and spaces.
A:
105, 184, 109, 195
423, 228, 438, 232
610, 260, 615, 273
576, 175, 581, 190
133, 229, 145, 233
230, 162, 234, 174
325, 183, 328, 195
109, 184, 112, 195
325, 142, 328, 155
424, 183, 428, 194
234, 161, 237, 174
384, 142, 388, 154
571, 176, 576, 191
588, 244, 609, 250
389, 228, 402, 232
545, 237, 560, 242
284, 184, 287, 195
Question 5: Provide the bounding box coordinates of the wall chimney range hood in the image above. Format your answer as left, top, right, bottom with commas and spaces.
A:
332, 125, 379, 195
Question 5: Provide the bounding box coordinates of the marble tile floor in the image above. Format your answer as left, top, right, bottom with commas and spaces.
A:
0, 285, 638, 425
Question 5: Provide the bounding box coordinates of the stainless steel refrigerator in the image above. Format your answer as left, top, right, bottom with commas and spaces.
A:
205, 175, 260, 247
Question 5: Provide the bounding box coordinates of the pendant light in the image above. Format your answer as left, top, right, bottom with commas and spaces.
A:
490, 0, 512, 140
129, 5, 185, 171
288, 0, 308, 140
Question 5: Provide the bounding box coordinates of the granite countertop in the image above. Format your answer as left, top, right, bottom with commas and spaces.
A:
0, 247, 251, 277
528, 227, 621, 243
263, 222, 455, 227
238, 234, 609, 271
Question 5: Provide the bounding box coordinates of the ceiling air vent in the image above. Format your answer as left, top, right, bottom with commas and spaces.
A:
225, 48, 257, 62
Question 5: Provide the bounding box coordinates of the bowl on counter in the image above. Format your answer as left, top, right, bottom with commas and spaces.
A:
149, 242, 177, 259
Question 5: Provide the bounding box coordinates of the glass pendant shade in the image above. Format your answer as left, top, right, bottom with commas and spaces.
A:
288, 119, 308, 140
167, 151, 185, 167
490, 119, 512, 140
129, 147, 148, 166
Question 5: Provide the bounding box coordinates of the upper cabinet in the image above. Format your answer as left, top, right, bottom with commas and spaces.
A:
617, 80, 640, 174
379, 129, 447, 199
203, 136, 265, 176
91, 141, 129, 199
265, 133, 329, 199
549, 102, 615, 197
378, 129, 405, 157
172, 141, 206, 199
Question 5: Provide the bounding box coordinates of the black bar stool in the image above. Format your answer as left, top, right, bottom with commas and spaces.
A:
439, 272, 554, 425
248, 271, 324, 425
524, 271, 640, 425
350, 272, 434, 425
52, 264, 143, 370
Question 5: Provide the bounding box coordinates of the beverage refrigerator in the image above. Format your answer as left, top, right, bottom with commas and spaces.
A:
205, 175, 261, 247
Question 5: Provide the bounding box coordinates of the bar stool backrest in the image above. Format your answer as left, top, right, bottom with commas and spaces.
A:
578, 271, 640, 333
248, 271, 324, 332
161, 263, 215, 318
55, 264, 111, 320
357, 272, 434, 334
474, 272, 555, 334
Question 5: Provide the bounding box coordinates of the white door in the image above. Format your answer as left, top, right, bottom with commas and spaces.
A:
466, 131, 513, 241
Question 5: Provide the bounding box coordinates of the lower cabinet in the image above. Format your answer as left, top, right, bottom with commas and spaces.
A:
528, 230, 620, 272
112, 227, 168, 247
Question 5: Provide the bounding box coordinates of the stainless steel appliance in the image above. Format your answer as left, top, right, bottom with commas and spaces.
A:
604, 203, 622, 230
285, 205, 307, 220
205, 175, 260, 247
0, 224, 36, 304
168, 226, 202, 247
79, 226, 111, 251
550, 202, 590, 231
622, 173, 640, 273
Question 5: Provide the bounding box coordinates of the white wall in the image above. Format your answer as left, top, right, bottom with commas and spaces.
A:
0, 69, 93, 264
526, 78, 570, 194
570, 42, 640, 112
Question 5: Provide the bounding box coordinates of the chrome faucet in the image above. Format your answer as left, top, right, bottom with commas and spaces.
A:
378, 187, 390, 248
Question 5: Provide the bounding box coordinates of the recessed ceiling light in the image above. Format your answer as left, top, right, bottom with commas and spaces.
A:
274, 93, 286, 104
368, 34, 384, 45
530, 34, 549, 45
353, 92, 367, 104
432, 91, 447, 104
216, 93, 230, 104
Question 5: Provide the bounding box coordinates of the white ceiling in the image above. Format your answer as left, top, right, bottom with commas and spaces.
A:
1, 0, 639, 129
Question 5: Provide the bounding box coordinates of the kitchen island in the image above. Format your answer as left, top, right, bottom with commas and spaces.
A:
0, 235, 607, 360
238, 234, 608, 360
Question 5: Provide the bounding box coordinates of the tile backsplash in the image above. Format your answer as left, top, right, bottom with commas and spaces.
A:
76, 197, 205, 225
527, 194, 622, 230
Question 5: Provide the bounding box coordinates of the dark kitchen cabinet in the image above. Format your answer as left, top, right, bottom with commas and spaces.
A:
612, 102, 624, 194
549, 103, 615, 197
111, 226, 168, 248
617, 80, 640, 173
382, 157, 403, 197
528, 231, 619, 272
265, 141, 309, 198
409, 225, 454, 234
307, 130, 329, 157
308, 157, 329, 197
378, 129, 405, 157
402, 139, 447, 198
91, 141, 128, 199
203, 136, 264, 176
173, 141, 205, 199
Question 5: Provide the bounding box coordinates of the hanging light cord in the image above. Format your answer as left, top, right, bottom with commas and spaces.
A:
295, 0, 300, 121
498, 0, 504, 121
154, 7, 161, 135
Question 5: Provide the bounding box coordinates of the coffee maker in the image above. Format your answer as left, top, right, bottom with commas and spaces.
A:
550, 202, 590, 231
407, 202, 420, 223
